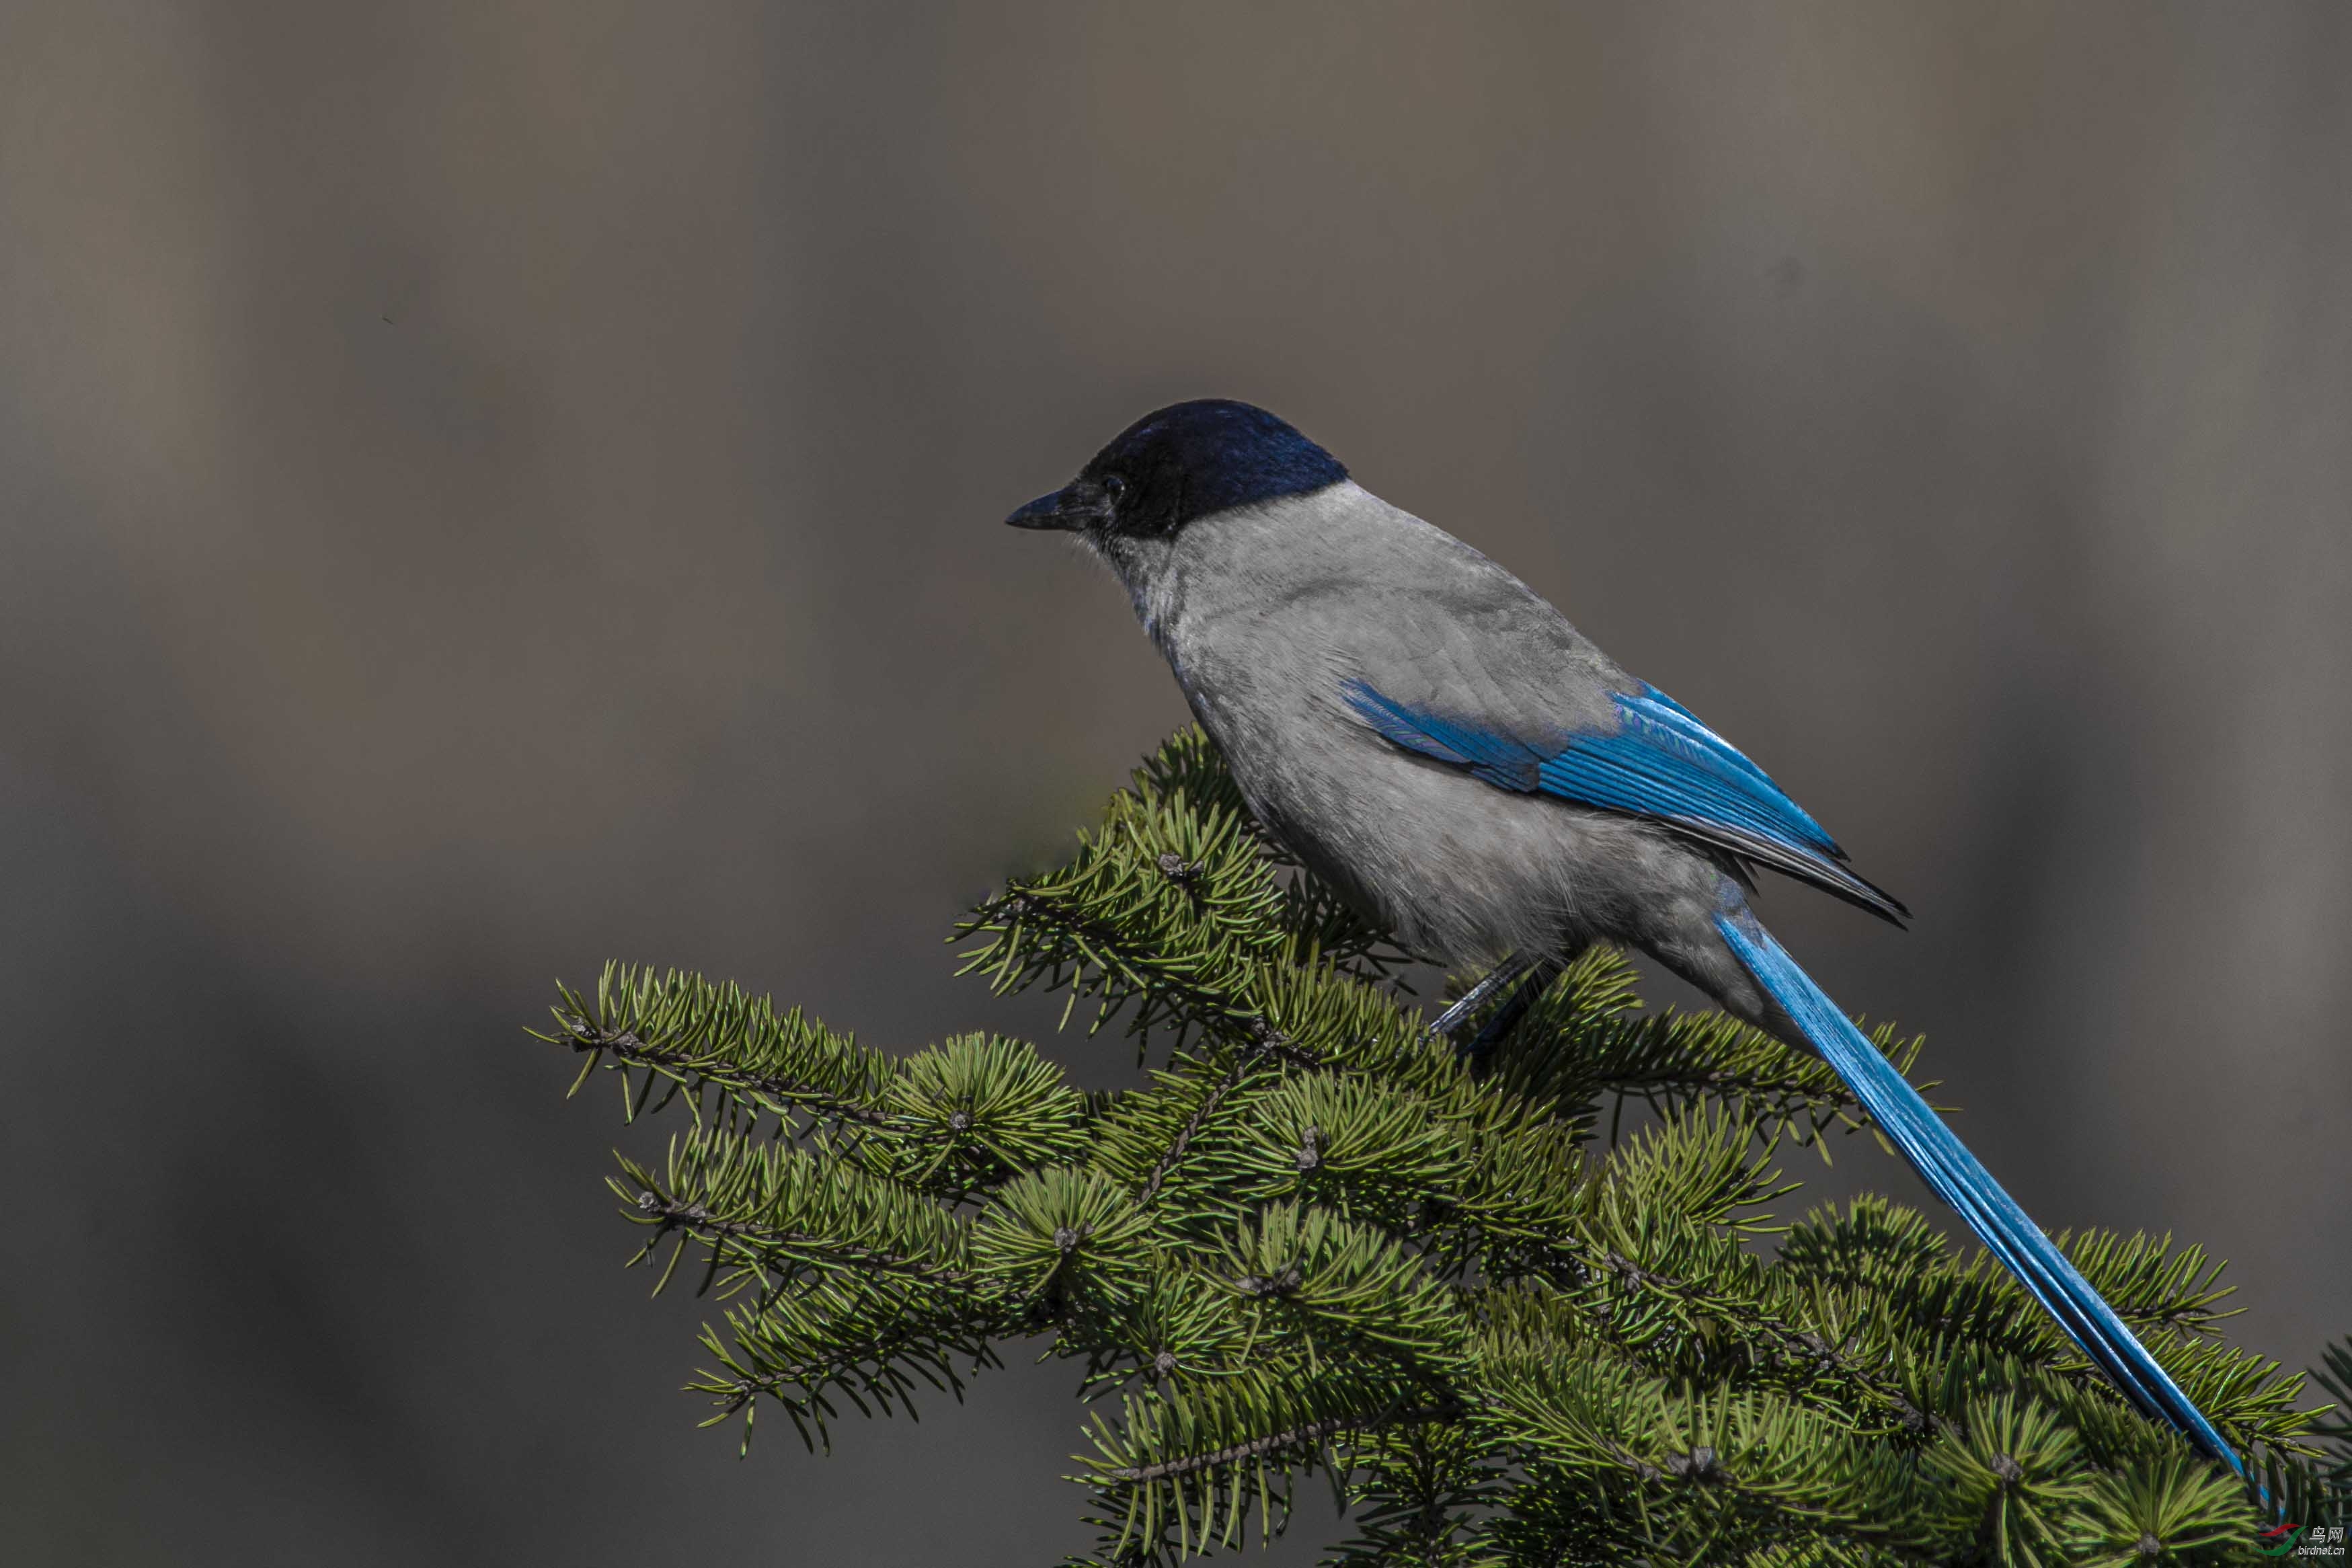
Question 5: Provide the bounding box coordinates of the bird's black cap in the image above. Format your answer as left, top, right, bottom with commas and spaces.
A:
1007, 399, 1348, 537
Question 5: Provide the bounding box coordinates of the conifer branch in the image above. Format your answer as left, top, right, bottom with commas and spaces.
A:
541, 726, 2343, 1561
623, 1191, 975, 1288
1105, 1399, 1463, 1484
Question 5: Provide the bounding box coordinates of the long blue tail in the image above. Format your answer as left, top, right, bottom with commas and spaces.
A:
1714, 911, 2244, 1476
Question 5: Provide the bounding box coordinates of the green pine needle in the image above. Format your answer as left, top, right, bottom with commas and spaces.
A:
541, 726, 2345, 1563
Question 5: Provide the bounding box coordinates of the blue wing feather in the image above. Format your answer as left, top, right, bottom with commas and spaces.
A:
1341, 677, 1908, 925
1341, 679, 1543, 791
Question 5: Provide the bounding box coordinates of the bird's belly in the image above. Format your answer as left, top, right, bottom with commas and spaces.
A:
1224, 723, 1692, 966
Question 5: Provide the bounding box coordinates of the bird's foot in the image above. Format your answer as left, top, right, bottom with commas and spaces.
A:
1427, 954, 1534, 1040
1431, 955, 1562, 1074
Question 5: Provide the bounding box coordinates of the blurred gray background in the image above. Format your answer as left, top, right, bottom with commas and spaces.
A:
3, 3, 2347, 1563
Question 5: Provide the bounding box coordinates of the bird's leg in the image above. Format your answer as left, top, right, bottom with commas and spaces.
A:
1427, 953, 1535, 1041
1458, 957, 1563, 1072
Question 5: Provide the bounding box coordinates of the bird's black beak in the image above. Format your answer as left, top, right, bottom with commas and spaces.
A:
1005, 480, 1113, 532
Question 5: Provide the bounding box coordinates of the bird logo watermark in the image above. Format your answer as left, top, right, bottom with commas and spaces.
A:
2258, 1523, 2348, 1557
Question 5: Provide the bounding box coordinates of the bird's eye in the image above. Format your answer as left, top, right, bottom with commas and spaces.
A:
1101, 474, 1128, 500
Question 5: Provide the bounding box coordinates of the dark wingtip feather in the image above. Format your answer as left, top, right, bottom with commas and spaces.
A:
1776, 849, 1909, 928
1668, 815, 1912, 928
1836, 862, 1912, 927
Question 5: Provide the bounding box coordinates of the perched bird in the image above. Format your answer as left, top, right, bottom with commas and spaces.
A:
1007, 397, 2241, 1474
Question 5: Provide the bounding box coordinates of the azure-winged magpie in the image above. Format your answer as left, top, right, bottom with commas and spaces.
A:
1006, 398, 2241, 1474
